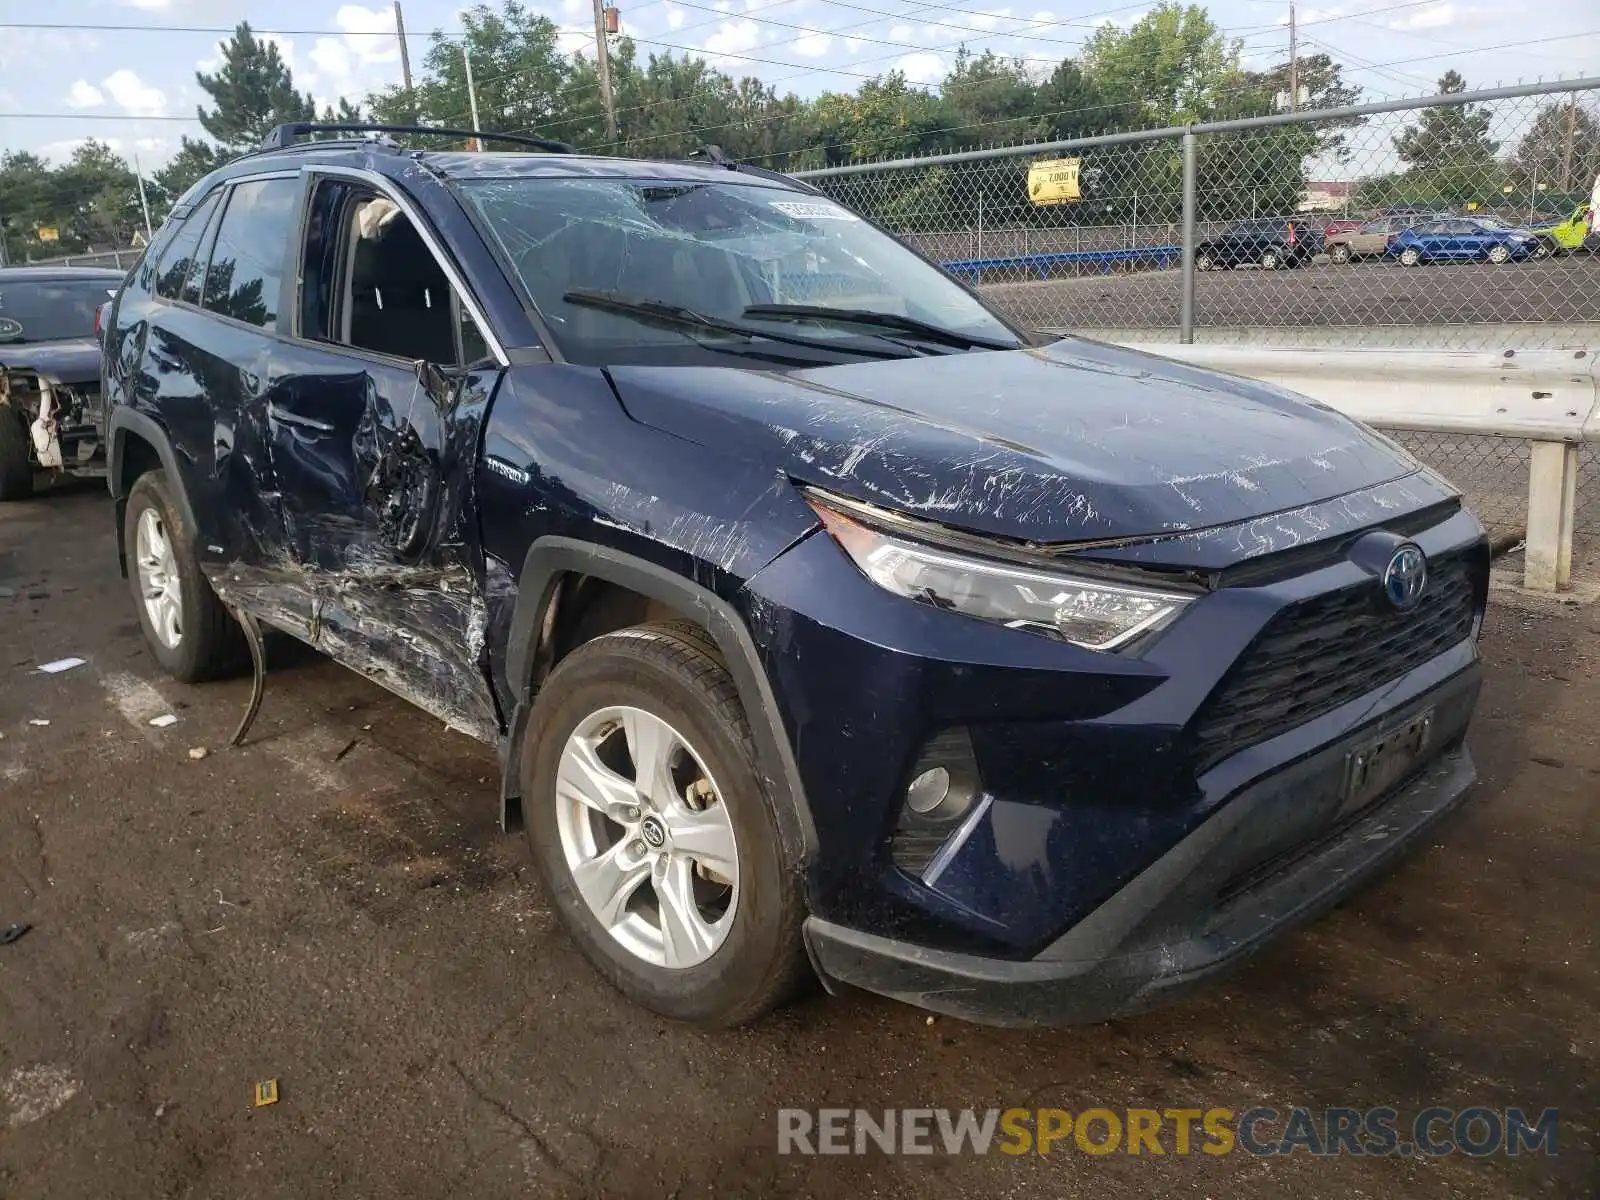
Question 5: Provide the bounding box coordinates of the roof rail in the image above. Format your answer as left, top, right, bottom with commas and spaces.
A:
259, 123, 576, 155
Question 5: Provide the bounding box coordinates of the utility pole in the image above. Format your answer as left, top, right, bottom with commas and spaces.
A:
1287, 1, 1298, 113
132, 151, 154, 242
394, 1, 414, 97
462, 45, 482, 150
592, 0, 618, 141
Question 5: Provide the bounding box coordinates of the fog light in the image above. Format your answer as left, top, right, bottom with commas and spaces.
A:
892, 728, 985, 877
905, 767, 951, 814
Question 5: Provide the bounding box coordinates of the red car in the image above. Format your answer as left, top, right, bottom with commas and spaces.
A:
1322, 218, 1365, 235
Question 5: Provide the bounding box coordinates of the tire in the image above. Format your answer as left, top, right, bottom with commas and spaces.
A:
1486, 244, 1512, 265
1533, 237, 1556, 260
0, 409, 34, 501
521, 620, 809, 1027
1195, 251, 1215, 272
1329, 244, 1352, 265
123, 470, 247, 683
1398, 247, 1422, 267
1260, 248, 1284, 270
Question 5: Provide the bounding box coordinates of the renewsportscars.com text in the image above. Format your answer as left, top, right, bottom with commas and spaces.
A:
777, 1106, 1560, 1158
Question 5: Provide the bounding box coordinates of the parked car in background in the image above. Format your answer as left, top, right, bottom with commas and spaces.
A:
1321, 217, 1366, 236
1194, 218, 1326, 270
1389, 217, 1542, 265
102, 123, 1489, 1029
1531, 203, 1596, 255
1326, 214, 1438, 263
0, 266, 125, 499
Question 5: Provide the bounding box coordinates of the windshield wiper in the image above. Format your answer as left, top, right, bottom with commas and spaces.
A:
562, 290, 911, 359
741, 304, 1018, 352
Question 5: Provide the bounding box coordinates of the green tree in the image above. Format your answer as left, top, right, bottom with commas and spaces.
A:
1511, 98, 1600, 198
940, 49, 1049, 146
150, 139, 223, 211
1034, 59, 1105, 141
1082, 3, 1240, 127
195, 22, 317, 153
1393, 70, 1499, 169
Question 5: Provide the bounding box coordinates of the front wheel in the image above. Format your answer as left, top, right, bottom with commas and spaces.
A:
1260, 248, 1284, 270
1195, 251, 1216, 272
1329, 244, 1353, 264
0, 410, 34, 501
521, 621, 809, 1027
1532, 237, 1556, 260
123, 470, 247, 682
1398, 247, 1423, 267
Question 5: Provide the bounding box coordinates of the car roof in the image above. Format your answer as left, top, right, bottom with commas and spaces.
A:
0, 266, 126, 281
203, 143, 801, 193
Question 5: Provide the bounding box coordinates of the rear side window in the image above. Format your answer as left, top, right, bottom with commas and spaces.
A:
154, 191, 221, 302
202, 178, 300, 329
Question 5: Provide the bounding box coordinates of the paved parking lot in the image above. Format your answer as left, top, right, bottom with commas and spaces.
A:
979, 257, 1600, 336
1, 485, 1596, 1198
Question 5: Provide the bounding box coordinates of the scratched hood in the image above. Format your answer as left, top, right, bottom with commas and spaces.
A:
606, 338, 1419, 543
0, 339, 100, 385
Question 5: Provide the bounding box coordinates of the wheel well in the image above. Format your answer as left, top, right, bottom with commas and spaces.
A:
117, 431, 161, 498
536, 573, 698, 689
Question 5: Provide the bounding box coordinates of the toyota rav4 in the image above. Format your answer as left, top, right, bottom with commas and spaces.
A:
101, 124, 1489, 1027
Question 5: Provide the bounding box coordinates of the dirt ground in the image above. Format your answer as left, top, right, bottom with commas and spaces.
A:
1, 483, 1596, 1199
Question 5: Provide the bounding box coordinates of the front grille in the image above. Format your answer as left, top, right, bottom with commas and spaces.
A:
1192, 552, 1478, 771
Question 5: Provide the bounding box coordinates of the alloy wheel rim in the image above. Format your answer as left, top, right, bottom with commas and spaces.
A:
554, 705, 739, 969
135, 507, 183, 650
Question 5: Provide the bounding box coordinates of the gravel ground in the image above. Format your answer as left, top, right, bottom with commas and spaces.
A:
1, 484, 1596, 1199
978, 257, 1600, 341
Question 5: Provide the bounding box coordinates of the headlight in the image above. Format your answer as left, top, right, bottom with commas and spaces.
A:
806, 493, 1192, 651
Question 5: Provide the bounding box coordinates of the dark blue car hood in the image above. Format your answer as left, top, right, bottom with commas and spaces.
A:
606, 338, 1418, 543
0, 338, 100, 385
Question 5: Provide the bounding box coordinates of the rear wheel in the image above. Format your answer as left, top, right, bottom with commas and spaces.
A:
521, 621, 809, 1027
0, 409, 34, 501
1195, 251, 1216, 272
1533, 237, 1556, 260
1329, 243, 1353, 265
1260, 248, 1284, 270
124, 470, 247, 682
1486, 243, 1512, 265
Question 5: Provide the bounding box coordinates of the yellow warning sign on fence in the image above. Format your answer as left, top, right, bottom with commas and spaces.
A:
1028, 158, 1082, 205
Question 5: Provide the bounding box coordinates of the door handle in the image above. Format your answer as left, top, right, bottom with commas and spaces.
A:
267, 403, 335, 434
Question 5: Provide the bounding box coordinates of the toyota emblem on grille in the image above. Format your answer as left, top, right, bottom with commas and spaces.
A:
1382, 544, 1428, 610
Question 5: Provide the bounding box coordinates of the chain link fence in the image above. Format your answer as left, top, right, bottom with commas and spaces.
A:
795, 79, 1600, 350
794, 78, 1600, 549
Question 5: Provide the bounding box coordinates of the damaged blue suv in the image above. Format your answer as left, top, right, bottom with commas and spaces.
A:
102, 124, 1488, 1027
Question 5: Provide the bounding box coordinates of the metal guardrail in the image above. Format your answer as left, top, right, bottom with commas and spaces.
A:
940, 245, 1182, 285
1131, 343, 1600, 592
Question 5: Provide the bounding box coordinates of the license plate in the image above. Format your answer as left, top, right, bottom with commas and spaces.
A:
1340, 709, 1434, 820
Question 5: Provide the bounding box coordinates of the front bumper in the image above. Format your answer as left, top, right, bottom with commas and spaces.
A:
804, 666, 1479, 1026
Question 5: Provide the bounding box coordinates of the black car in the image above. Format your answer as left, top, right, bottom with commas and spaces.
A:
101, 124, 1487, 1028
0, 266, 125, 499
1195, 217, 1326, 270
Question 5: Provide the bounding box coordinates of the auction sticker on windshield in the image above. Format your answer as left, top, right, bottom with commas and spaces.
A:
770, 200, 859, 221
0, 317, 22, 341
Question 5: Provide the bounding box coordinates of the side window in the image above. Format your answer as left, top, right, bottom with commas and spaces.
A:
153, 191, 221, 302
299, 179, 489, 366
202, 178, 300, 329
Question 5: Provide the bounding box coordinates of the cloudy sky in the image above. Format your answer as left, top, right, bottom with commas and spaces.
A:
1, 0, 1593, 167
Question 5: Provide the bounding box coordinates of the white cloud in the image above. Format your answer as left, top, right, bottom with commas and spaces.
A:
665, 3, 685, 29
120, 0, 173, 10
335, 5, 400, 64
102, 69, 167, 115
65, 80, 105, 109
795, 28, 832, 57
311, 37, 354, 83
895, 52, 945, 84
703, 18, 761, 62
555, 24, 592, 55
888, 23, 913, 41
1391, 2, 1456, 30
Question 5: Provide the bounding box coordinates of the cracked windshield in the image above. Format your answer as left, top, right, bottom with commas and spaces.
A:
461, 177, 1020, 366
